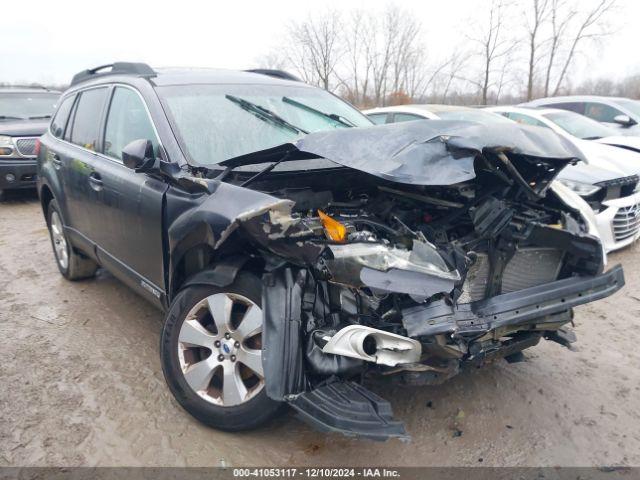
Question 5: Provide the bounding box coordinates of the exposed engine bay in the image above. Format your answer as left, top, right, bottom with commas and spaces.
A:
170, 121, 624, 440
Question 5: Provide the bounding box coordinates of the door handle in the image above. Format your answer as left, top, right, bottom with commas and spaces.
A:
89, 172, 103, 191
51, 153, 62, 169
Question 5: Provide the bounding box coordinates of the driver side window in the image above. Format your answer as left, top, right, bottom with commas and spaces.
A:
104, 87, 159, 160
507, 112, 548, 128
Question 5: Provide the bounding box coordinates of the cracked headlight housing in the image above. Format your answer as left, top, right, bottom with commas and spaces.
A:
325, 241, 460, 284
558, 179, 601, 197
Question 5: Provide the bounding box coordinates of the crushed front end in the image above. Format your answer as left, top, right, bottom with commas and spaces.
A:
209, 121, 625, 440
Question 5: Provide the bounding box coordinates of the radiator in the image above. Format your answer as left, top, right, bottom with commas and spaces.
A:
458, 248, 563, 304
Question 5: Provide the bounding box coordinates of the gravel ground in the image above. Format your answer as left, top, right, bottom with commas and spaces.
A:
1, 190, 639, 467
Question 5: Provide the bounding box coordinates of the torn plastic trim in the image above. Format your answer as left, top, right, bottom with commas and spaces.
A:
402, 264, 624, 338
214, 198, 297, 250
261, 267, 306, 401
322, 325, 422, 367
288, 381, 409, 442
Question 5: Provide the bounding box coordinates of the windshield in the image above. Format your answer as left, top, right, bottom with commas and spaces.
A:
543, 110, 616, 140
437, 109, 514, 124
157, 84, 372, 166
612, 99, 640, 118
0, 93, 59, 120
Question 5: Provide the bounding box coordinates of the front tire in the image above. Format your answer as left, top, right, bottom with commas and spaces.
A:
160, 272, 281, 431
46, 199, 98, 280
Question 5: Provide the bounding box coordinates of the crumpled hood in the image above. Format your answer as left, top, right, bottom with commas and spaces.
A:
221, 120, 585, 186
293, 120, 584, 185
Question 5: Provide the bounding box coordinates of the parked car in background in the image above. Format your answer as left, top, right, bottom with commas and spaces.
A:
523, 96, 640, 136
489, 106, 640, 251
363, 104, 514, 125
0, 86, 60, 199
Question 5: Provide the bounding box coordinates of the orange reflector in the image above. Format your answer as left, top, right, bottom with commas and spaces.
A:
318, 210, 347, 243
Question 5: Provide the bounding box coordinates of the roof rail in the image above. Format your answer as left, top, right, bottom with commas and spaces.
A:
245, 69, 301, 82
71, 62, 156, 86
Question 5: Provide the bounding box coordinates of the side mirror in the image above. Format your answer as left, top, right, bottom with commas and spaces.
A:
613, 114, 636, 127
122, 139, 155, 171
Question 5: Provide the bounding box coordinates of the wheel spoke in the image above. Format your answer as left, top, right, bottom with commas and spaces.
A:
179, 319, 216, 348
237, 347, 263, 377
206, 294, 232, 335
234, 304, 262, 340
183, 356, 218, 393
222, 361, 248, 405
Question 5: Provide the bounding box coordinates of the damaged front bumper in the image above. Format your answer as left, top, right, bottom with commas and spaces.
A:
402, 264, 624, 338
271, 265, 624, 441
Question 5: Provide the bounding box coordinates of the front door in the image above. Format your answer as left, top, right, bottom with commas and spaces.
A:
92, 86, 167, 306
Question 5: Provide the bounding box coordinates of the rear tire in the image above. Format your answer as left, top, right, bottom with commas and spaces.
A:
46, 199, 98, 280
160, 272, 282, 431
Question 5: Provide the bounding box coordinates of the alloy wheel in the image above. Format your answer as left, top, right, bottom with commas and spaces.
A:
177, 292, 265, 407
50, 211, 69, 270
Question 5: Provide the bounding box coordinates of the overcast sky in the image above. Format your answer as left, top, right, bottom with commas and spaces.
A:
3, 0, 638, 87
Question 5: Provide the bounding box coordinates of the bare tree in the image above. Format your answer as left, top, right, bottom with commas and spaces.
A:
543, 0, 573, 96
339, 9, 376, 105
389, 11, 422, 96
469, 0, 514, 104
524, 0, 550, 100
286, 10, 343, 91
550, 0, 616, 95
257, 51, 288, 71
438, 51, 471, 103
263, 1, 625, 106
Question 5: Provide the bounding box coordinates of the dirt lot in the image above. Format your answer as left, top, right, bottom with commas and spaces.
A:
1, 190, 639, 467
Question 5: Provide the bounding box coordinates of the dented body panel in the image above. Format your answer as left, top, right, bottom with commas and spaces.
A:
38, 71, 626, 441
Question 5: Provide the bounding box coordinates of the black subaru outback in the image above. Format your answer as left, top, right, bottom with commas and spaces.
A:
0, 86, 60, 198
37, 63, 624, 440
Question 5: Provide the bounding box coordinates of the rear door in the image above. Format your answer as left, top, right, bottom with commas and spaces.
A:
58, 87, 110, 250
45, 93, 76, 222
93, 85, 167, 305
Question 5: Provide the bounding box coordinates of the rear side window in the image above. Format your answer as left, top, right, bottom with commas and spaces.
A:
368, 113, 388, 125
70, 88, 108, 151
549, 102, 585, 114
506, 112, 547, 128
392, 113, 424, 123
50, 95, 75, 138
584, 102, 624, 123
103, 87, 158, 160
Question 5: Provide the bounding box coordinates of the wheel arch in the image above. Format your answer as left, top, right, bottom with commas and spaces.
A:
168, 230, 266, 304
40, 183, 55, 222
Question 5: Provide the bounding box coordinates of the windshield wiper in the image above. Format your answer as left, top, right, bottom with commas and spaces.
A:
225, 94, 308, 135
584, 136, 603, 140
282, 96, 356, 128
28, 115, 52, 120
0, 115, 26, 120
